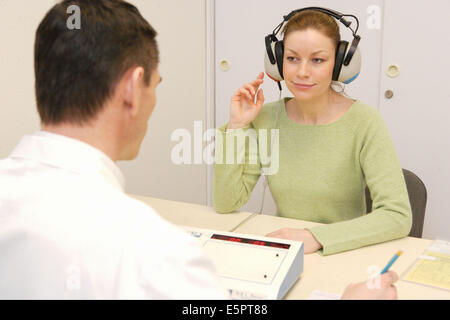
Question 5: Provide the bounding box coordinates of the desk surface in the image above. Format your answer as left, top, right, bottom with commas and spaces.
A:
233, 214, 450, 300
129, 194, 253, 232
131, 194, 450, 300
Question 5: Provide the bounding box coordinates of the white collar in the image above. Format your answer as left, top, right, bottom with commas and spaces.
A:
9, 131, 126, 191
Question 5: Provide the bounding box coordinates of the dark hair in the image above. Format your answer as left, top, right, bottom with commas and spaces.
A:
34, 0, 159, 125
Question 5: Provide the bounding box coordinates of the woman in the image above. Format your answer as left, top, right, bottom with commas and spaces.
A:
213, 10, 412, 255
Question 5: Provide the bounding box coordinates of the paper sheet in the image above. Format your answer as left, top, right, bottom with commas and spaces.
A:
403, 240, 450, 291
307, 290, 341, 300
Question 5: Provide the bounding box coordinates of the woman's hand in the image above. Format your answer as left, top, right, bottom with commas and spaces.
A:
265, 228, 322, 254
227, 72, 265, 130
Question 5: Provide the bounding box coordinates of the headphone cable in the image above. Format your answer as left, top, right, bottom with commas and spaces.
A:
259, 85, 283, 215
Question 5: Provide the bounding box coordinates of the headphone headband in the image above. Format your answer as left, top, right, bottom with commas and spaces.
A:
284, 7, 343, 22
271, 7, 359, 39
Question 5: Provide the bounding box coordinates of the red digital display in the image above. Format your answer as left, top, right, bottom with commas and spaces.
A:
211, 234, 290, 249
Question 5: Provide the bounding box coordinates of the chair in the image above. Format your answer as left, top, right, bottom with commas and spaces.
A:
365, 168, 427, 238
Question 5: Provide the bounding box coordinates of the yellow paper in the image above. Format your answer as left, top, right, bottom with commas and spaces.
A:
403, 250, 450, 291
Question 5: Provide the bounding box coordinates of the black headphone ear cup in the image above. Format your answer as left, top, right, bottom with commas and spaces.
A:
264, 39, 283, 81
274, 41, 284, 79
333, 41, 348, 81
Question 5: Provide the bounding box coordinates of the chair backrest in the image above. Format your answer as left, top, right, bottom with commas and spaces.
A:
365, 168, 427, 238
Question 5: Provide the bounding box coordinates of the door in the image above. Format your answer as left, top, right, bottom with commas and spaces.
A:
379, 0, 450, 239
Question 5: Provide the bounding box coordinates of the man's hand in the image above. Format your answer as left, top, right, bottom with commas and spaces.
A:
341, 271, 399, 300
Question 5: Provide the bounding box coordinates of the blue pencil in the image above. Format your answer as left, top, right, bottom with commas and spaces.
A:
380, 251, 403, 274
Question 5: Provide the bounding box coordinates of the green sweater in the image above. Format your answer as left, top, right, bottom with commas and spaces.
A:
213, 98, 412, 255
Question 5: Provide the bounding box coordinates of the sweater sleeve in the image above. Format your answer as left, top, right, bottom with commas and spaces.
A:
213, 123, 262, 213
307, 113, 412, 255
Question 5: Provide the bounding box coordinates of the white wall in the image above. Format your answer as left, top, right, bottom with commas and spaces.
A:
0, 0, 47, 156
0, 0, 210, 205
118, 0, 209, 205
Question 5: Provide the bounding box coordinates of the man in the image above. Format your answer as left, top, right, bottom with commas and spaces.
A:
0, 0, 398, 299
0, 0, 226, 299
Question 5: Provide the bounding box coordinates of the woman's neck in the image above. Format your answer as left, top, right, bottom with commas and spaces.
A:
287, 91, 350, 125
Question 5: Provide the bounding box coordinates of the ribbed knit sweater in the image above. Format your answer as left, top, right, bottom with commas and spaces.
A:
214, 98, 412, 255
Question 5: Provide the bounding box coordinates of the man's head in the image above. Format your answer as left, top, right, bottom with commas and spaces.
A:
35, 0, 161, 160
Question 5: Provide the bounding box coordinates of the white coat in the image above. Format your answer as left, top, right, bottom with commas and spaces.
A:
0, 131, 227, 299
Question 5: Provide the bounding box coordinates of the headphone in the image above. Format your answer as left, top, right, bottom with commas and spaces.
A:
264, 7, 362, 84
